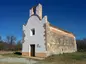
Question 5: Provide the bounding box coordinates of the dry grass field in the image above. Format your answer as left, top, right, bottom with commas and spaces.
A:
0, 51, 86, 64
0, 51, 37, 64
37, 52, 86, 64
0, 62, 25, 64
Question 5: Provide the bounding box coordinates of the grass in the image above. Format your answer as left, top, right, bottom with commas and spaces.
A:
0, 52, 27, 64
37, 52, 86, 64
0, 62, 25, 64
1, 52, 86, 64
1, 53, 22, 57
0, 51, 22, 58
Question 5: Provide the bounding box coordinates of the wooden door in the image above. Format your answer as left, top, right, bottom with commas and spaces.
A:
30, 44, 35, 57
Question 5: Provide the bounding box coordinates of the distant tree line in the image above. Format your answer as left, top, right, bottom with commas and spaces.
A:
0, 35, 22, 51
0, 35, 86, 52
77, 38, 86, 52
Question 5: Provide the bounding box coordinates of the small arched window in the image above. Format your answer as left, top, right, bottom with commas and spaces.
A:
30, 28, 35, 36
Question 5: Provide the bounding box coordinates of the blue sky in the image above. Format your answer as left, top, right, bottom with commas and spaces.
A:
0, 0, 86, 40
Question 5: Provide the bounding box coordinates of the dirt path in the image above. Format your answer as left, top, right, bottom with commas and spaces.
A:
0, 55, 38, 64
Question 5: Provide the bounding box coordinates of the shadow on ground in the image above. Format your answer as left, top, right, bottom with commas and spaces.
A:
14, 52, 22, 55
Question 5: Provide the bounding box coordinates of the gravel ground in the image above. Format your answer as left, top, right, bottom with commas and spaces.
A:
0, 56, 38, 64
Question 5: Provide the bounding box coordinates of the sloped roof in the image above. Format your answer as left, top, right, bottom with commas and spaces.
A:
49, 23, 75, 36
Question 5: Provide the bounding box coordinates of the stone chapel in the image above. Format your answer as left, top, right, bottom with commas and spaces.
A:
22, 4, 77, 57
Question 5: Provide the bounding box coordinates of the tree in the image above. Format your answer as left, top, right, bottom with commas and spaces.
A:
10, 36, 16, 45
5, 35, 16, 51
76, 38, 86, 52
16, 40, 22, 51
6, 36, 10, 43
0, 42, 4, 50
6, 36, 16, 45
0, 36, 2, 42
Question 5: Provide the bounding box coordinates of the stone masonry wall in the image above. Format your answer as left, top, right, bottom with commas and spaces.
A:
46, 22, 77, 56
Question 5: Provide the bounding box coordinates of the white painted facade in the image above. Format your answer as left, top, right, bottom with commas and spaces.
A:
22, 4, 47, 56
